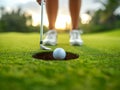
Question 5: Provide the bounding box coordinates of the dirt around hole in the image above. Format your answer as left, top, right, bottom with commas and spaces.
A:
32, 52, 79, 61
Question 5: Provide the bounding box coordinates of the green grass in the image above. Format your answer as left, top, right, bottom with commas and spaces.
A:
0, 29, 120, 90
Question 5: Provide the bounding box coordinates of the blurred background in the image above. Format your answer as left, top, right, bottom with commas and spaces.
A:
0, 0, 120, 33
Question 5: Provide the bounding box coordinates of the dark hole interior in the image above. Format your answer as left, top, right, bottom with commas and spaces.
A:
32, 52, 79, 61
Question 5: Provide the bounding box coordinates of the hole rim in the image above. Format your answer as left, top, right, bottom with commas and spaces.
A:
32, 51, 79, 61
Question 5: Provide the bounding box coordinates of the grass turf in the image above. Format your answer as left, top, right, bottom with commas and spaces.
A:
0, 29, 120, 90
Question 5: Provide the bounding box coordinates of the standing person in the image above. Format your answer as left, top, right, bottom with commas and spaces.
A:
37, 0, 83, 46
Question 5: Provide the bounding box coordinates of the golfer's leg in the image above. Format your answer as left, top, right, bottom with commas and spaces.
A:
69, 0, 83, 46
69, 0, 81, 30
46, 0, 58, 29
43, 0, 58, 45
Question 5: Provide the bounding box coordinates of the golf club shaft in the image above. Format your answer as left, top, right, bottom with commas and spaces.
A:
39, 0, 51, 50
40, 0, 44, 45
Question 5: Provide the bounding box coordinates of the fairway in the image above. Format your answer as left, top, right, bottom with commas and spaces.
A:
0, 29, 120, 90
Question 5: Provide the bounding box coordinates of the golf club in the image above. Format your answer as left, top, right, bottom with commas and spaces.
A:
40, 0, 51, 50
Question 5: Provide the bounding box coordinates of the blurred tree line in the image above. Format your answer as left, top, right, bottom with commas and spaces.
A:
79, 0, 120, 33
0, 7, 48, 33
0, 0, 120, 33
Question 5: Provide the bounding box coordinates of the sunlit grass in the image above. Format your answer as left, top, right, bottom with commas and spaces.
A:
0, 29, 120, 90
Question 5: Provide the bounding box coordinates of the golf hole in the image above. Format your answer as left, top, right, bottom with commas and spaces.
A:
32, 52, 79, 61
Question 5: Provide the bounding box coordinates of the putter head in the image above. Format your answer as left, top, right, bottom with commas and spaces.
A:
40, 45, 51, 50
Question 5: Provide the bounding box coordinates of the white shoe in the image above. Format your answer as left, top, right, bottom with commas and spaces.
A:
43, 30, 57, 46
70, 30, 83, 46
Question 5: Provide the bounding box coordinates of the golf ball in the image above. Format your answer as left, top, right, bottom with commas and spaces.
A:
53, 48, 66, 60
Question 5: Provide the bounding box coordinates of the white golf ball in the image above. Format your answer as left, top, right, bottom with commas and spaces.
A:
53, 48, 66, 60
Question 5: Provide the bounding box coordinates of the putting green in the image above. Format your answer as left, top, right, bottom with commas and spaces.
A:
0, 29, 120, 90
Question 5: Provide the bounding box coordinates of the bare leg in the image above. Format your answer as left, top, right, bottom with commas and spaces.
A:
69, 0, 81, 30
46, 0, 58, 30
